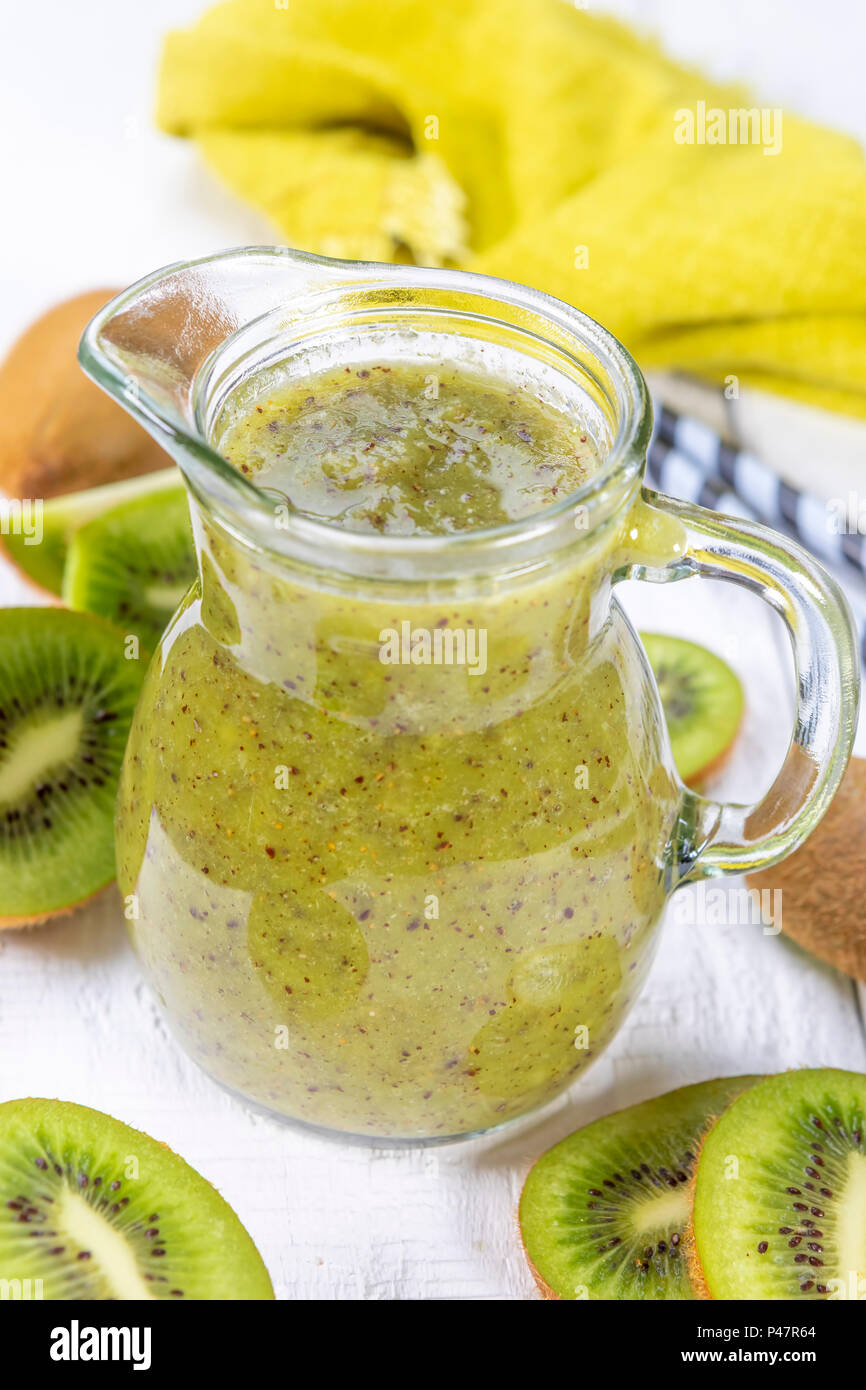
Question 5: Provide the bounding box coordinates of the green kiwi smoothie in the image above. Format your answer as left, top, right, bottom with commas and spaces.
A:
117, 359, 680, 1140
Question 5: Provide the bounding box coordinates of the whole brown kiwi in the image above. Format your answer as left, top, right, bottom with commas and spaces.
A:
746, 757, 866, 982
0, 289, 168, 499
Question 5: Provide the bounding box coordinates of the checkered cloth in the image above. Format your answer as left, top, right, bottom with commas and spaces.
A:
646, 401, 866, 670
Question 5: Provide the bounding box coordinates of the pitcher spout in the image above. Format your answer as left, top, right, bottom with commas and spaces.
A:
78, 245, 376, 463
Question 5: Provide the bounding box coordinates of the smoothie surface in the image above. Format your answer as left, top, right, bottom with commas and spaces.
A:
220, 361, 602, 534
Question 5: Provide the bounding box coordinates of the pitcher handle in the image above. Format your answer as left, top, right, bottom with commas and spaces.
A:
621, 488, 860, 882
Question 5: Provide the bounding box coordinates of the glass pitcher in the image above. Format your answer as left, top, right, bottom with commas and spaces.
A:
80, 248, 859, 1144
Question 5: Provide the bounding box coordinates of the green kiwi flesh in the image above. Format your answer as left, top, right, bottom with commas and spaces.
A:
63, 482, 195, 653
520, 1075, 759, 1299
1, 467, 180, 596
0, 607, 143, 924
0, 1098, 274, 1299
641, 633, 743, 785
692, 1069, 866, 1300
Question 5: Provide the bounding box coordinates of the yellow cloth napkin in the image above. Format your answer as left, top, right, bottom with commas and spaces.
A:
158, 0, 866, 418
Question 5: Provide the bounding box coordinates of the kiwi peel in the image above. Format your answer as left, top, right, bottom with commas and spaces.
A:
0, 607, 144, 927
0, 1097, 273, 1299
689, 1069, 866, 1300
641, 633, 743, 786
0, 289, 168, 501
746, 758, 866, 982
519, 1075, 759, 1299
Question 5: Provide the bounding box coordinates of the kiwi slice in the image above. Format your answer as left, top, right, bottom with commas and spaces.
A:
63, 483, 196, 653
520, 1075, 759, 1299
0, 607, 143, 926
0, 1098, 273, 1299
641, 633, 744, 785
691, 1069, 866, 1300
2, 467, 180, 597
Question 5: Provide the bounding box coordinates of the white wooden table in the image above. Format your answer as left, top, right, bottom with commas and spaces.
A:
1, 0, 864, 1300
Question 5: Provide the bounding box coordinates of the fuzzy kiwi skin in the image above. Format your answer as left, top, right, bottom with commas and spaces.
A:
0, 1098, 275, 1300
684, 1132, 719, 1300
746, 759, 866, 982
681, 1101, 773, 1300
0, 887, 107, 933
0, 290, 168, 500
685, 1086, 774, 1301
0, 290, 171, 596
526, 1260, 559, 1300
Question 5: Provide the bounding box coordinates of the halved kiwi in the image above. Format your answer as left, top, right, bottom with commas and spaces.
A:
63, 483, 196, 653
520, 1075, 759, 1299
0, 1098, 273, 1299
690, 1069, 866, 1300
0, 607, 143, 926
2, 467, 180, 597
641, 633, 744, 786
